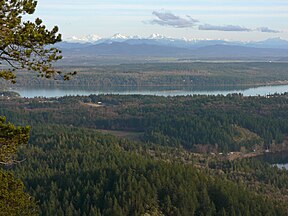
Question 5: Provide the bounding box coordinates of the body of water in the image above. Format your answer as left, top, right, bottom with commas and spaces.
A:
275, 164, 288, 170
257, 150, 288, 170
12, 84, 288, 98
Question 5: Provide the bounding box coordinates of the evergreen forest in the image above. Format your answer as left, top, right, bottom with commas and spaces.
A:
1, 93, 288, 215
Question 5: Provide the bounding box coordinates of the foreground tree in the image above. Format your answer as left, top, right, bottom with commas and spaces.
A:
0, 116, 38, 215
0, 169, 38, 215
0, 117, 30, 165
0, 0, 75, 82
0, 0, 65, 214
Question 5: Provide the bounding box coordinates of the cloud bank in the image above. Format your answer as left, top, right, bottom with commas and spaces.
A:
199, 24, 251, 32
257, 27, 280, 33
151, 11, 199, 28
149, 11, 280, 34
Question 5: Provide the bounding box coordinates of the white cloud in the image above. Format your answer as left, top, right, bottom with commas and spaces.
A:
150, 11, 199, 28
199, 24, 251, 32
256, 27, 281, 33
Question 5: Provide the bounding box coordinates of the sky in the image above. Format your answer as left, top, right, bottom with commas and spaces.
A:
29, 0, 288, 41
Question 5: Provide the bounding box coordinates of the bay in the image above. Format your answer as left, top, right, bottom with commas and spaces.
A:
12, 84, 288, 98
275, 164, 288, 170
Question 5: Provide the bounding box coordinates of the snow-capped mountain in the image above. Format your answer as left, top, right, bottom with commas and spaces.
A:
148, 33, 171, 40
57, 34, 288, 60
245, 37, 288, 49
111, 33, 128, 40
65, 33, 235, 47
67, 34, 102, 43
65, 34, 288, 49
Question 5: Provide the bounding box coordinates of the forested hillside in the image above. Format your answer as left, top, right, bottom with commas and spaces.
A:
1, 93, 288, 152
1, 0, 287, 214
12, 125, 288, 215
0, 93, 288, 215
3, 62, 288, 87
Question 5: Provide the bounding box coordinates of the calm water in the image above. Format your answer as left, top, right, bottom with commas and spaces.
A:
257, 151, 288, 170
12, 84, 288, 98
275, 164, 288, 170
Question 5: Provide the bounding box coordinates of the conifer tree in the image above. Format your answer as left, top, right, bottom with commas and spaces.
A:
0, 0, 65, 214
0, 0, 75, 83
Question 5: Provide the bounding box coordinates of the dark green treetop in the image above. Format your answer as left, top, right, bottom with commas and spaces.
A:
0, 1, 67, 214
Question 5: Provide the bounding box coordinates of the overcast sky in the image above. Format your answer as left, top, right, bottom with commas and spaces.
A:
30, 0, 288, 41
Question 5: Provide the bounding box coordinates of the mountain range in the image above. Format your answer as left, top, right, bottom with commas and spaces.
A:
57, 34, 288, 60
